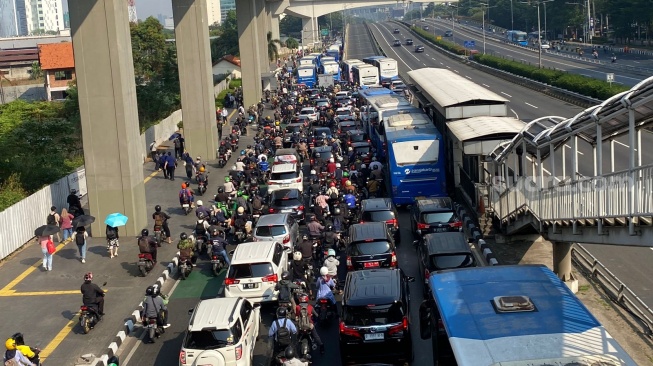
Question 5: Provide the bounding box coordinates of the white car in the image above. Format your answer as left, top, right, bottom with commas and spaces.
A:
267, 163, 304, 193
180, 297, 260, 366
224, 241, 289, 303
336, 106, 354, 117
299, 107, 318, 121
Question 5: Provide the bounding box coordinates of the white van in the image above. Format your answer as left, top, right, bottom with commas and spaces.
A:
223, 241, 288, 303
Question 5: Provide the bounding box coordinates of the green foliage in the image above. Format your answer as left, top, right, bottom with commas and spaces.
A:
210, 10, 239, 63
0, 173, 28, 211
412, 27, 465, 55
280, 15, 302, 38
215, 79, 242, 108
229, 79, 242, 89
30, 61, 43, 80
267, 32, 282, 62
130, 17, 169, 83
285, 37, 299, 49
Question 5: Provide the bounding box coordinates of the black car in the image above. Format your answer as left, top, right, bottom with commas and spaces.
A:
339, 268, 414, 365
315, 98, 331, 111
414, 45, 425, 53
393, 39, 401, 47
310, 127, 333, 147
283, 123, 305, 148
267, 188, 305, 221
351, 141, 372, 163
410, 197, 461, 235
336, 119, 359, 137
310, 145, 333, 166
345, 129, 369, 145
359, 198, 400, 244
347, 222, 397, 271
444, 30, 453, 37
415, 232, 477, 294
405, 38, 413, 45
393, 28, 400, 34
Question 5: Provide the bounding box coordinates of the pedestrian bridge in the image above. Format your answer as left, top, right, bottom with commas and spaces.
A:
487, 76, 653, 247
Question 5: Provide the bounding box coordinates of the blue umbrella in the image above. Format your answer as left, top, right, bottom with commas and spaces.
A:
105, 213, 128, 227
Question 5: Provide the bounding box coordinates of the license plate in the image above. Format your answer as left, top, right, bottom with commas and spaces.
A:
243, 283, 258, 289
281, 183, 289, 187
281, 209, 292, 213
364, 333, 384, 340
364, 262, 379, 268
182, 204, 189, 208
433, 227, 447, 233
211, 260, 220, 264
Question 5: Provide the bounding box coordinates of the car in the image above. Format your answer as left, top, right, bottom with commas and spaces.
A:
273, 148, 301, 166
410, 197, 462, 236
335, 106, 354, 117
351, 141, 372, 163
359, 198, 400, 244
393, 39, 401, 47
539, 40, 550, 49
310, 127, 333, 147
310, 145, 334, 166
335, 91, 352, 99
224, 241, 288, 303
414, 232, 477, 294
305, 88, 320, 98
283, 123, 306, 147
315, 98, 331, 111
180, 297, 261, 366
339, 268, 414, 365
393, 28, 400, 34
266, 189, 306, 223
405, 38, 413, 45
346, 222, 397, 271
345, 129, 369, 145
288, 115, 311, 126
444, 30, 453, 37
299, 107, 318, 121
252, 213, 300, 252
423, 25, 429, 30
268, 163, 304, 193
414, 45, 425, 53
336, 119, 359, 137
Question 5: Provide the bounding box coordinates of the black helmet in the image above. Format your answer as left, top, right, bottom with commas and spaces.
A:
141, 229, 149, 237
284, 346, 296, 359
247, 145, 252, 149
327, 225, 334, 231
212, 228, 220, 236
155, 205, 162, 212
218, 187, 224, 193
146, 285, 155, 296
281, 271, 290, 281
180, 232, 188, 240
276, 306, 287, 319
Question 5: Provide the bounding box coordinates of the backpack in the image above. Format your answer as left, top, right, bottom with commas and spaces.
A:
251, 196, 262, 210
75, 232, 85, 245
154, 213, 164, 227
106, 226, 117, 240
195, 221, 206, 235
297, 304, 312, 330
47, 213, 56, 225
330, 191, 338, 200
4, 356, 19, 366
274, 319, 292, 346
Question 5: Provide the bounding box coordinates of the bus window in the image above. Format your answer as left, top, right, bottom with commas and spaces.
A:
393, 140, 440, 166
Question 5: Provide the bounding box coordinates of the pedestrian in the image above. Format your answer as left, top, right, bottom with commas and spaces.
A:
159, 153, 168, 178
173, 137, 182, 159
149, 140, 157, 163
73, 226, 88, 263
182, 152, 194, 179
47, 206, 61, 242
60, 208, 74, 241
165, 151, 177, 181
39, 234, 54, 271
106, 224, 119, 258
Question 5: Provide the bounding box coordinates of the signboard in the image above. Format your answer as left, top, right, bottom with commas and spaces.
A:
321, 29, 329, 36
606, 73, 614, 82
463, 40, 475, 48
436, 36, 442, 40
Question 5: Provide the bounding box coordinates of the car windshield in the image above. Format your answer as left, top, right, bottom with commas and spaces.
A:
185, 329, 232, 350
336, 110, 351, 116
354, 146, 371, 154
270, 171, 298, 180
341, 125, 358, 133
362, 210, 395, 222
430, 254, 475, 270
349, 134, 365, 142
313, 129, 332, 138
343, 303, 404, 326
313, 151, 333, 161
272, 198, 302, 208
255, 225, 287, 237
316, 101, 329, 107
300, 109, 314, 115
227, 263, 274, 278
422, 212, 456, 224
286, 125, 302, 133
350, 241, 391, 256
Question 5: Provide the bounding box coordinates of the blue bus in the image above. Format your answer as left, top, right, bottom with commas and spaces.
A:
371, 110, 430, 160
506, 30, 528, 46
385, 127, 446, 205
296, 65, 317, 88
326, 48, 340, 62
419, 265, 637, 366
321, 61, 340, 82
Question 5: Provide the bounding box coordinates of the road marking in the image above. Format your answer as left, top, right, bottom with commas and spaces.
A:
501, 92, 512, 97
432, 58, 436, 61
143, 170, 158, 184
482, 83, 490, 88
423, 63, 427, 66
0, 289, 83, 296
525, 102, 538, 108
454, 70, 459, 73
40, 311, 81, 361
511, 109, 519, 119
465, 76, 472, 80
0, 240, 71, 294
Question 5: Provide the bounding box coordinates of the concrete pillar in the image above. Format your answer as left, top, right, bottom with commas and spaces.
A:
270, 14, 280, 41
258, 0, 270, 73
302, 17, 315, 50
172, 0, 217, 160
237, 0, 263, 108
552, 241, 573, 282
69, 0, 146, 236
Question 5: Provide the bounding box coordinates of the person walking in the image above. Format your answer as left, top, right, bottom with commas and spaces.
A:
149, 140, 157, 163
159, 153, 169, 179
106, 224, 120, 258
73, 226, 88, 263
60, 208, 74, 241
47, 206, 61, 242
173, 137, 182, 159
39, 234, 54, 271
165, 152, 176, 181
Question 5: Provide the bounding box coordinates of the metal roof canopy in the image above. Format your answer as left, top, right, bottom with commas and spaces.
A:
489, 116, 565, 162
447, 116, 526, 142
407, 68, 508, 108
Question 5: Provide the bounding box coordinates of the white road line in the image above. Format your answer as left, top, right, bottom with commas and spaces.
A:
483, 83, 490, 88
454, 70, 459, 73
501, 92, 512, 97
432, 58, 436, 60
423, 63, 427, 66
525, 102, 538, 108
465, 76, 472, 80
446, 65, 451, 69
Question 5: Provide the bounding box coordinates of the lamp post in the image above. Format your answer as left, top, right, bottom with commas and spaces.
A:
522, 0, 552, 68
479, 2, 489, 54
450, 4, 457, 42
510, 0, 514, 30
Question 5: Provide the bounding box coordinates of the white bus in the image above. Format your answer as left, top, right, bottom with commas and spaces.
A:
374, 58, 399, 87
351, 64, 380, 87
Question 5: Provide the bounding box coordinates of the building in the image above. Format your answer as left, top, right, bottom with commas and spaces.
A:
0, 0, 27, 37
24, 0, 65, 35
207, 0, 221, 25
164, 17, 174, 30
220, 0, 235, 23
212, 55, 241, 79
38, 41, 74, 101
0, 48, 38, 80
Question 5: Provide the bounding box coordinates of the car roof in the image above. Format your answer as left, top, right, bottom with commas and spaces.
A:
313, 145, 333, 152
270, 188, 301, 199
231, 241, 278, 264
423, 232, 471, 255
361, 198, 393, 211
352, 142, 371, 147
315, 99, 329, 103
286, 123, 305, 127
338, 120, 357, 125
255, 213, 290, 226
347, 129, 365, 135
343, 269, 402, 306
188, 297, 242, 331
349, 222, 389, 241
416, 197, 454, 211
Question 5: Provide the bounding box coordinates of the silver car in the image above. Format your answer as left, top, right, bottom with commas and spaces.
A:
252, 213, 300, 253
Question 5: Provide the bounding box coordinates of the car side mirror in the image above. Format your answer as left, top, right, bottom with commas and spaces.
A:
188, 308, 194, 316
229, 250, 235, 256
419, 300, 433, 340
253, 303, 261, 309
406, 276, 415, 283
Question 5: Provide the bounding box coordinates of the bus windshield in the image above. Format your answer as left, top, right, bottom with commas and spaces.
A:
393, 140, 439, 166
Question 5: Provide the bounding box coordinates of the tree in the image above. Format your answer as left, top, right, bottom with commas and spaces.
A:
267, 31, 282, 62
130, 17, 169, 83
30, 61, 43, 80
210, 10, 239, 63
286, 37, 299, 49
280, 15, 302, 38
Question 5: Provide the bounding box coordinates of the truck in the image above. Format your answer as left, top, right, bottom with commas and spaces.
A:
318, 74, 334, 88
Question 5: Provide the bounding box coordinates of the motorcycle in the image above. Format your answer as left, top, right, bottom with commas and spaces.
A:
195, 234, 209, 255
153, 225, 167, 246
79, 282, 106, 334
11, 333, 41, 366
233, 228, 248, 244
275, 351, 311, 365
197, 180, 207, 196
297, 327, 317, 360
137, 252, 155, 277
178, 255, 193, 280
145, 316, 160, 343
208, 244, 226, 276
316, 297, 336, 324
181, 202, 192, 215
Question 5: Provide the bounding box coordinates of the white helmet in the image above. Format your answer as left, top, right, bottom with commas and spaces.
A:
237, 206, 245, 214
336, 163, 341, 168
310, 169, 316, 175
361, 164, 367, 169
293, 251, 302, 261
320, 267, 329, 276
329, 158, 335, 163
197, 200, 203, 206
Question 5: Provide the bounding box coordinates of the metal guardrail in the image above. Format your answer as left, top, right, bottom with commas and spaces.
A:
572, 244, 653, 337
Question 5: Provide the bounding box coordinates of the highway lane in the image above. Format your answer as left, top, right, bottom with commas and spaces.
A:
365, 21, 653, 319
345, 23, 380, 60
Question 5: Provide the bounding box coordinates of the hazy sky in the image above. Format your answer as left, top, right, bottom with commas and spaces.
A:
63, 0, 173, 19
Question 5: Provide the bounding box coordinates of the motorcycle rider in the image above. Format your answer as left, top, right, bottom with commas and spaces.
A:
80, 272, 105, 319
232, 207, 250, 233
307, 216, 325, 239
209, 228, 230, 266
215, 187, 230, 204
179, 183, 195, 208
152, 205, 172, 243
295, 294, 325, 354
138, 229, 158, 263
4, 338, 34, 366
315, 267, 337, 310
323, 226, 340, 251
268, 307, 298, 355
195, 200, 210, 219
282, 346, 308, 366
196, 166, 208, 186
177, 232, 197, 266
223, 177, 236, 198
297, 234, 314, 263
323, 249, 339, 283
194, 212, 210, 245
235, 191, 249, 214
8, 333, 38, 366
326, 181, 339, 198
142, 285, 170, 343
275, 271, 300, 309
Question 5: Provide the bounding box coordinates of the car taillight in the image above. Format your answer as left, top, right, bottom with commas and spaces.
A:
295, 177, 302, 183
417, 222, 430, 230
225, 278, 240, 285
262, 274, 278, 282
449, 220, 462, 228
235, 345, 243, 360
269, 208, 276, 213
252, 237, 259, 241
318, 298, 328, 304
386, 218, 397, 226
437, 318, 445, 333
391, 252, 397, 267
347, 256, 352, 270
298, 205, 304, 211
283, 235, 290, 244
388, 316, 409, 335
425, 269, 430, 281
180, 350, 187, 365
339, 321, 362, 338
80, 306, 88, 311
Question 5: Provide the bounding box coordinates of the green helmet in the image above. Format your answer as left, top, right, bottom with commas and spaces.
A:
343, 172, 349, 177
237, 190, 243, 197
224, 177, 230, 182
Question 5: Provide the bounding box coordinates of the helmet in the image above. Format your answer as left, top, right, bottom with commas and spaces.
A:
199, 166, 205, 173
315, 153, 321, 158
84, 272, 93, 282
155, 205, 162, 212
293, 251, 303, 261
328, 249, 336, 257
266, 116, 271, 121
237, 207, 245, 214
298, 294, 309, 303
310, 169, 316, 175
327, 224, 333, 231
141, 229, 149, 237
212, 228, 220, 236
320, 267, 329, 276
180, 232, 188, 240
240, 150, 246, 156
5, 338, 16, 351
181, 183, 187, 189
361, 164, 367, 169
302, 234, 308, 241
284, 346, 296, 359
196, 156, 201, 160
329, 158, 334, 163
197, 200, 203, 206
275, 121, 280, 126
334, 207, 341, 215
336, 163, 341, 168
197, 212, 206, 220
237, 191, 243, 197
343, 172, 349, 177
224, 177, 230, 182
276, 306, 287, 319
281, 271, 290, 280
146, 285, 156, 296
218, 187, 224, 193
348, 146, 353, 151
330, 182, 335, 187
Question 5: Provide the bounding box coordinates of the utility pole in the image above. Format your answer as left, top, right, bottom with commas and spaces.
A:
523, 0, 552, 68
510, 0, 514, 30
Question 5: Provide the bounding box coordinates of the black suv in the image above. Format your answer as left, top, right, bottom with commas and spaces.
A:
405, 38, 413, 45
359, 198, 400, 243
414, 232, 477, 294
267, 188, 305, 221
393, 28, 400, 34
393, 39, 401, 46
410, 197, 461, 236
347, 222, 397, 271
339, 268, 414, 365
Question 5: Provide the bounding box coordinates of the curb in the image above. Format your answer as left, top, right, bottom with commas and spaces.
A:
454, 204, 499, 266
89, 253, 179, 366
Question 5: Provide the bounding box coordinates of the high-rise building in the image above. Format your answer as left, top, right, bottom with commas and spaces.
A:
0, 0, 28, 37
22, 0, 65, 35
63, 11, 69, 28
219, 0, 235, 23
206, 0, 221, 25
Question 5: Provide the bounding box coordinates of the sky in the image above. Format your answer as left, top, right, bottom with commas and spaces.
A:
62, 0, 173, 20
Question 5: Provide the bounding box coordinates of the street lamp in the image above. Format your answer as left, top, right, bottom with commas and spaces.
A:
522, 0, 552, 68
449, 4, 457, 43
510, 0, 514, 30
